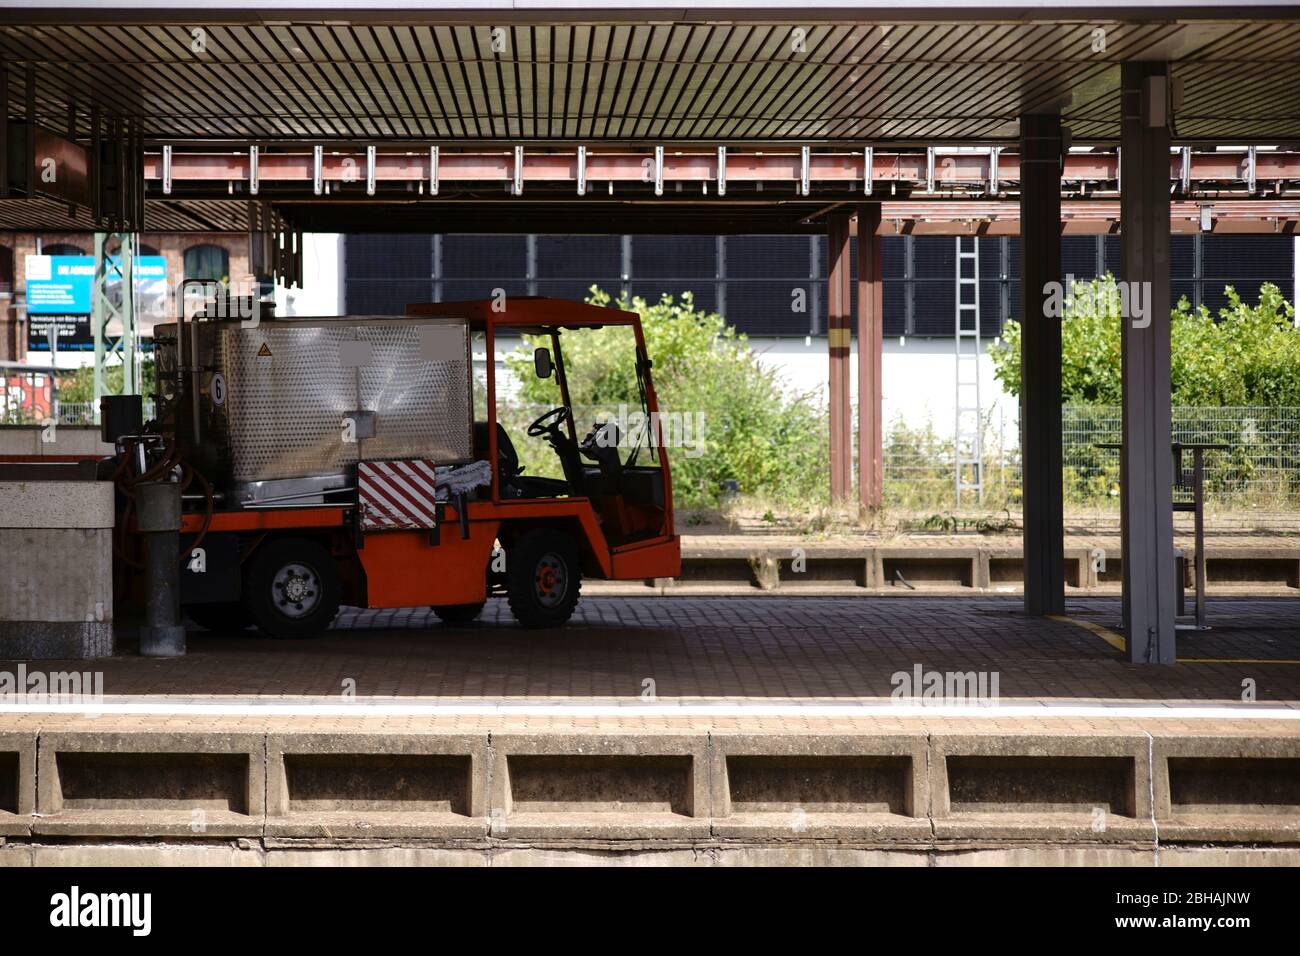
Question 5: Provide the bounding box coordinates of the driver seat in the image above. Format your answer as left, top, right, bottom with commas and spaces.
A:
472, 421, 572, 499
473, 421, 521, 481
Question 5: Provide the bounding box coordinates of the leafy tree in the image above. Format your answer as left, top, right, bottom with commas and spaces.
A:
991, 277, 1298, 405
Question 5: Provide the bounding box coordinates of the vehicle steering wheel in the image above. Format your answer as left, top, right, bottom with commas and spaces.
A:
527, 405, 573, 438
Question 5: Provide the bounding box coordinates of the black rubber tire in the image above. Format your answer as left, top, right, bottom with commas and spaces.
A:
505, 528, 581, 628
432, 601, 487, 624
185, 602, 253, 634
243, 537, 341, 638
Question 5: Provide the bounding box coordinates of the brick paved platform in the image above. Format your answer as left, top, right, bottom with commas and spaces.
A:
3, 597, 1296, 863
3, 596, 1294, 705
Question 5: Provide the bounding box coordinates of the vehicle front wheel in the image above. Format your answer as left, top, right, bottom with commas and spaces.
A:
243, 537, 341, 637
505, 529, 582, 628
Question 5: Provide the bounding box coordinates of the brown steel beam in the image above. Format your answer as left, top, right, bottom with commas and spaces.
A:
855, 203, 883, 513
144, 148, 1300, 193
827, 213, 853, 503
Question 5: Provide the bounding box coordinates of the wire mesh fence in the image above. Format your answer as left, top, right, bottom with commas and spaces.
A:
884, 406, 1300, 510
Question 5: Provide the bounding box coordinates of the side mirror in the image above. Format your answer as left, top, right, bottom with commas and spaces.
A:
533, 346, 553, 379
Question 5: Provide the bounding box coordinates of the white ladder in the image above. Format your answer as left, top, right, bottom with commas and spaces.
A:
954, 236, 983, 505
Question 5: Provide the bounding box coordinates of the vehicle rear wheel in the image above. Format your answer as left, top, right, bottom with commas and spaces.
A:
431, 601, 486, 624
505, 528, 581, 628
185, 602, 253, 634
243, 537, 341, 638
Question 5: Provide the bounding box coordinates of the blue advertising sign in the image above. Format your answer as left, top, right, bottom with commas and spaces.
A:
24, 254, 169, 316
24, 255, 94, 314
25, 254, 170, 350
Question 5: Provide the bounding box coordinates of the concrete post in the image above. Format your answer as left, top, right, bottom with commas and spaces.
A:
1120, 61, 1177, 664
136, 480, 186, 657
1018, 113, 1066, 615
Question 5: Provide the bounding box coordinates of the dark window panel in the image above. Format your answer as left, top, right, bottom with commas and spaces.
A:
813, 235, 828, 279
912, 236, 956, 279
1061, 236, 1097, 282
726, 282, 814, 335
1203, 276, 1293, 311
632, 236, 717, 279
439, 279, 531, 302
882, 236, 905, 279
979, 279, 1003, 335
345, 235, 429, 279
1203, 235, 1293, 278
978, 237, 1003, 279
534, 279, 619, 302
912, 281, 954, 335
535, 235, 621, 278
442, 236, 527, 279
344, 279, 434, 314
1170, 235, 1195, 280
1171, 280, 1197, 311
883, 283, 906, 337
1201, 286, 1231, 317
726, 236, 810, 279
629, 283, 718, 315
1103, 235, 1122, 276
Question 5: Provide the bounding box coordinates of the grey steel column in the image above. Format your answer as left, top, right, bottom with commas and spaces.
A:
1120, 61, 1177, 664
1018, 113, 1065, 615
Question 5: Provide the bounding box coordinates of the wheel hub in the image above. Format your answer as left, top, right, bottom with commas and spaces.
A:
273, 562, 321, 619
534, 554, 567, 608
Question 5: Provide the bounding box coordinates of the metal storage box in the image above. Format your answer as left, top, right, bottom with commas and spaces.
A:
155, 316, 473, 489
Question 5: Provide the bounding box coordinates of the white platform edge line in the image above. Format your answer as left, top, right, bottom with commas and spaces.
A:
0, 701, 1298, 719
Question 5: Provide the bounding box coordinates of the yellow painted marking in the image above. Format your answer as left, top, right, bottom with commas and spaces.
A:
1050, 615, 1300, 665
1051, 614, 1126, 652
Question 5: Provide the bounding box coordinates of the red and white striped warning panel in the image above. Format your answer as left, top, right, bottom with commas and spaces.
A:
358, 460, 440, 531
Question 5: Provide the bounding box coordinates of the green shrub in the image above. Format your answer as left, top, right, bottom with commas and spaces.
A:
991, 277, 1298, 405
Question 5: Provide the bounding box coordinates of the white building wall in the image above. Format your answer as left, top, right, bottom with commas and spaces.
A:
277, 233, 344, 317
748, 336, 1020, 435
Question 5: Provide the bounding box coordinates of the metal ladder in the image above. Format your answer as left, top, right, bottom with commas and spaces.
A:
954, 236, 983, 505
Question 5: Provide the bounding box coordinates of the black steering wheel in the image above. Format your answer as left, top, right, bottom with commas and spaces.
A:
527, 405, 573, 438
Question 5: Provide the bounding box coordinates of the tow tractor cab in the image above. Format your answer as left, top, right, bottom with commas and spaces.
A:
120, 297, 680, 636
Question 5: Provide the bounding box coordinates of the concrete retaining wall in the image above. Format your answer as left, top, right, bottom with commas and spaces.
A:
0, 426, 113, 458
597, 543, 1300, 597
0, 480, 114, 659
1, 724, 1296, 864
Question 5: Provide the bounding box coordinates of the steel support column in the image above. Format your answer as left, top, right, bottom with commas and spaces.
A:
1120, 62, 1177, 664
856, 204, 883, 511
827, 213, 853, 501
1019, 114, 1066, 615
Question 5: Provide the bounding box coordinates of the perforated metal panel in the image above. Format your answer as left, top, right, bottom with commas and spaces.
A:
158, 317, 472, 486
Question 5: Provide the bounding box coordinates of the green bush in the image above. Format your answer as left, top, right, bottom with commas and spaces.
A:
506, 287, 827, 507
991, 277, 1298, 405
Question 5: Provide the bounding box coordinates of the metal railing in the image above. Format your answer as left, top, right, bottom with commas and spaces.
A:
884, 406, 1300, 509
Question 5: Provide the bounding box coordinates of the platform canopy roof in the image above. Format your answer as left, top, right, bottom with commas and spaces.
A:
2, 2, 1300, 233
2, 1, 1300, 146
